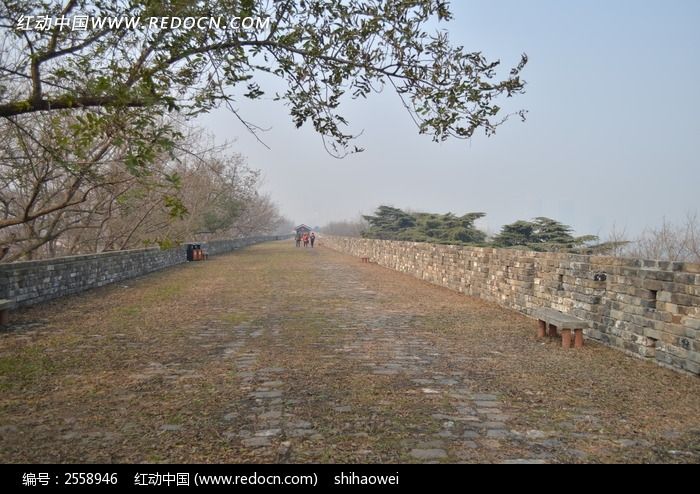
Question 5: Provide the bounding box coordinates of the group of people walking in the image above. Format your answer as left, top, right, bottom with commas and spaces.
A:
295, 231, 316, 248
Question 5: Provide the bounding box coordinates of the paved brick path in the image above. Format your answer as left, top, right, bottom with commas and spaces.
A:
1, 241, 699, 463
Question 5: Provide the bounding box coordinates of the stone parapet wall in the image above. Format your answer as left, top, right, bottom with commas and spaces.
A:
0, 235, 289, 308
321, 236, 700, 375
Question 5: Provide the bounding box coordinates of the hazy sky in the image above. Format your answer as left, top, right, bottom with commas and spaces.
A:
198, 0, 700, 236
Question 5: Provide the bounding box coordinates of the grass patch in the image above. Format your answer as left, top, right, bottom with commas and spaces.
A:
142, 284, 185, 303
221, 313, 249, 325
0, 347, 59, 391
115, 305, 142, 317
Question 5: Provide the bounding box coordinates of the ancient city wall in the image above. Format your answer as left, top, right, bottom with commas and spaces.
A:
0, 236, 288, 308
321, 235, 700, 376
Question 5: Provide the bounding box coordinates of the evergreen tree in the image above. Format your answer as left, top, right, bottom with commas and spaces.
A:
492, 220, 536, 247
362, 206, 486, 244
493, 217, 598, 251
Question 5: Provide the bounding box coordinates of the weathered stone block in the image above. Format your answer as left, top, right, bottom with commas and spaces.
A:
672, 293, 700, 307
681, 317, 700, 330
685, 361, 700, 375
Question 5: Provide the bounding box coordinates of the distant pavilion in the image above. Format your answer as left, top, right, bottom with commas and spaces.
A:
295, 224, 312, 236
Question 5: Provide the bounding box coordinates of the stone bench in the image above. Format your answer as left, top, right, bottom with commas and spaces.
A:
533, 308, 590, 349
0, 299, 16, 326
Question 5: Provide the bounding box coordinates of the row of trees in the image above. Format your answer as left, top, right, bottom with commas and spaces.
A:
356, 205, 595, 251
326, 207, 700, 262
360, 206, 487, 244
0, 117, 290, 262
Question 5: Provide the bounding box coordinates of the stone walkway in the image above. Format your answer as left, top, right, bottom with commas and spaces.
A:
1, 241, 699, 463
